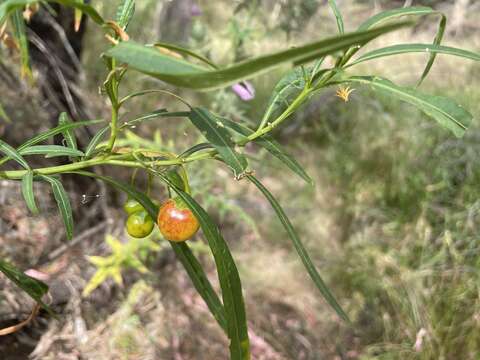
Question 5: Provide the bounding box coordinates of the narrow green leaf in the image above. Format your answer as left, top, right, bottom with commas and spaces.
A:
343, 76, 472, 137
355, 6, 445, 84
262, 67, 308, 126
39, 175, 73, 240
247, 175, 350, 323
0, 259, 52, 313
58, 112, 77, 150
17, 120, 102, 151
0, 0, 104, 26
69, 171, 228, 333
419, 14, 446, 85
215, 116, 313, 185
180, 143, 214, 158
358, 6, 434, 31
106, 21, 410, 90
0, 138, 30, 169
21, 171, 39, 214
116, 0, 135, 30
0, 119, 102, 166
19, 145, 84, 158
188, 107, 249, 179
84, 126, 109, 157
160, 174, 250, 359
327, 0, 344, 34
119, 109, 182, 129
11, 9, 32, 80
348, 43, 480, 67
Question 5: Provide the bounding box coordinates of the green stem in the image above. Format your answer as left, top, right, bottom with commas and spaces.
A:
242, 86, 313, 144
0, 72, 323, 181
106, 104, 119, 152
0, 151, 215, 180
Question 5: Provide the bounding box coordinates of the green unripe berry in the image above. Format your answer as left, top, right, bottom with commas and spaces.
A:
126, 210, 154, 238
123, 198, 144, 215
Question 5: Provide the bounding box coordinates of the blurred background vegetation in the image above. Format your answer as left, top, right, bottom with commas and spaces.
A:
1, 0, 480, 359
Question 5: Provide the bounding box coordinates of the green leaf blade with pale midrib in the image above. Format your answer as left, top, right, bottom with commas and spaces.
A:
0, 259, 52, 314
343, 76, 472, 138
106, 21, 411, 90
247, 175, 350, 323
188, 107, 249, 179
21, 171, 39, 215
350, 43, 480, 66
19, 145, 84, 158
39, 175, 74, 240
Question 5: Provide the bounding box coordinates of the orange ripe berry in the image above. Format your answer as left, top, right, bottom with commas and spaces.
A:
157, 197, 200, 242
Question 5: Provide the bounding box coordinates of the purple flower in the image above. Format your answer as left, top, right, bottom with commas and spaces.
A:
232, 81, 255, 101
190, 2, 202, 17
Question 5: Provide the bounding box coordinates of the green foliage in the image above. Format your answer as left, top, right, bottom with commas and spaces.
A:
0, 259, 51, 313
39, 175, 74, 240
248, 175, 350, 322
0, 138, 30, 169
19, 145, 84, 158
340, 76, 472, 138
0, 1, 478, 358
58, 112, 78, 151
106, 21, 409, 90
188, 107, 249, 179
21, 171, 38, 214
116, 0, 135, 30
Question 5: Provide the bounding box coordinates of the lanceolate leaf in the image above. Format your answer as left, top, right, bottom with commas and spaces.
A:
69, 171, 228, 333
215, 116, 313, 185
327, 0, 344, 34
17, 120, 102, 151
0, 138, 30, 169
180, 143, 214, 158
11, 9, 32, 80
0, 119, 102, 166
262, 67, 308, 126
188, 107, 249, 179
160, 174, 250, 359
84, 126, 109, 157
58, 112, 78, 150
21, 171, 39, 214
419, 14, 445, 85
116, 0, 135, 30
355, 6, 446, 84
344, 76, 472, 138
247, 175, 350, 323
39, 175, 73, 240
0, 259, 52, 313
0, 0, 105, 26
106, 21, 410, 90
19, 145, 84, 158
358, 6, 434, 31
348, 43, 480, 67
